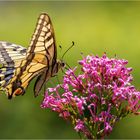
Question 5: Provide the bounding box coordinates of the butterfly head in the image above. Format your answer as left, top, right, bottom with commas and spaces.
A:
57, 59, 65, 69
52, 60, 65, 76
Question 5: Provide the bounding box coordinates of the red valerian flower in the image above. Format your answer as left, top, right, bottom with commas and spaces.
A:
41, 54, 140, 139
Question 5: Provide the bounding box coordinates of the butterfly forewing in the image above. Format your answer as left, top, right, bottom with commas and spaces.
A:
27, 13, 58, 97
27, 13, 56, 61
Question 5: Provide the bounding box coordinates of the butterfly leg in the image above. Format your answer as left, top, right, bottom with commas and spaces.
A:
43, 83, 47, 94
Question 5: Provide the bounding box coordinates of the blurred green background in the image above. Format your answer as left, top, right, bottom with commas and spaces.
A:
0, 1, 140, 139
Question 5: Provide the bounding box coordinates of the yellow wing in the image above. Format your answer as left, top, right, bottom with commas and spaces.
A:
28, 13, 57, 61
0, 13, 57, 99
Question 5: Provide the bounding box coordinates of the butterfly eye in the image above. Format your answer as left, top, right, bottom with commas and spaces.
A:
61, 62, 65, 67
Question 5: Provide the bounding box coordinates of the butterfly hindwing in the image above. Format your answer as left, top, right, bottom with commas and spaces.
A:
0, 41, 27, 87
0, 41, 26, 67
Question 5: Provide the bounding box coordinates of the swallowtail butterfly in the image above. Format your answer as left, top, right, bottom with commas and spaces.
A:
0, 13, 64, 99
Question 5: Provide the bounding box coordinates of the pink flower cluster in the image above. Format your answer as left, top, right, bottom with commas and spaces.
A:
41, 54, 140, 139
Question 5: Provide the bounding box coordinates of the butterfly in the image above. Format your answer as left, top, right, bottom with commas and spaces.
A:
0, 13, 64, 99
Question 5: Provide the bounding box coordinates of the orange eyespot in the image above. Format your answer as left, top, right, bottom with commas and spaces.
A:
13, 88, 23, 96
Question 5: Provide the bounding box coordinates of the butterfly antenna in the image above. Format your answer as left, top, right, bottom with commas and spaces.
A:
62, 41, 75, 60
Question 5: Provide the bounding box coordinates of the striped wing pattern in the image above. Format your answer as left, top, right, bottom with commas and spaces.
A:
0, 13, 58, 99
0, 41, 26, 88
